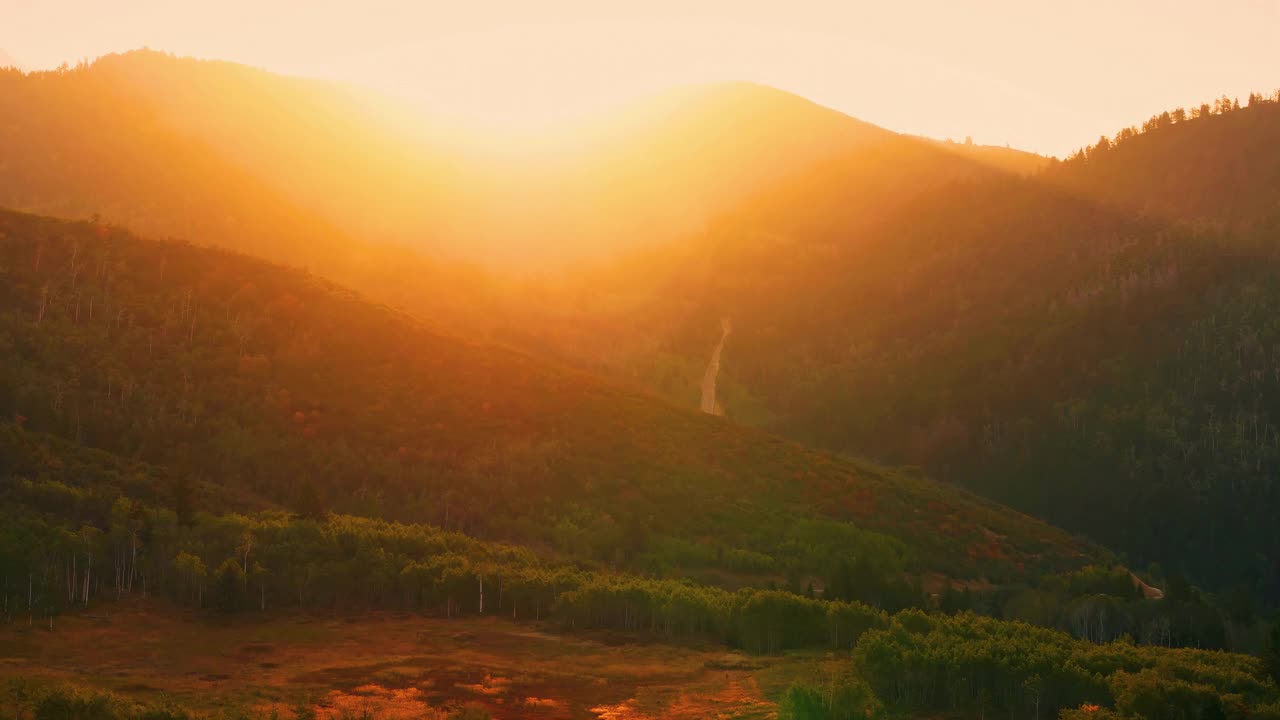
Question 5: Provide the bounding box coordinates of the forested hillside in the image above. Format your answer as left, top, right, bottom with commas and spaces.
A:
0, 209, 1107, 604
1050, 92, 1280, 224
539, 94, 1280, 603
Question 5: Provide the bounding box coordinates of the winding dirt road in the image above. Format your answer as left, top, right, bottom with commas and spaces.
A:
700, 318, 732, 415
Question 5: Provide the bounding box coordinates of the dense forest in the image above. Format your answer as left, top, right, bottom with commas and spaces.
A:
0, 209, 1102, 599
544, 93, 1280, 605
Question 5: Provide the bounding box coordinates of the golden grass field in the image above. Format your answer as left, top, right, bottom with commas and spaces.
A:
0, 599, 840, 719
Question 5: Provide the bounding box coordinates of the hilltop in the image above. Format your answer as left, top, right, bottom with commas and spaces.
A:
1047, 92, 1280, 224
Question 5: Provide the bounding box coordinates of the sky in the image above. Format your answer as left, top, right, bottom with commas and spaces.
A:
3, 0, 1278, 157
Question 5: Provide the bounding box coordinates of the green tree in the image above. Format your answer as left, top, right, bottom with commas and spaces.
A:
212, 558, 246, 612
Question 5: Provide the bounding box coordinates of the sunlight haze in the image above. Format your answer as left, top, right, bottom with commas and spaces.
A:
5, 0, 1279, 156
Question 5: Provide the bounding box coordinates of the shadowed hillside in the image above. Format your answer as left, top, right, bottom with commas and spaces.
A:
0, 208, 1103, 598
1048, 93, 1280, 225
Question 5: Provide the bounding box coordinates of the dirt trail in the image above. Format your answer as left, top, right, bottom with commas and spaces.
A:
1130, 571, 1165, 600
700, 318, 732, 416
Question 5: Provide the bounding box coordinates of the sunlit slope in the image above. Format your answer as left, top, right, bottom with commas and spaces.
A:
0, 58, 503, 331
0, 63, 343, 261
0, 51, 914, 268
554, 97, 1280, 597
448, 81, 901, 265
0, 50, 1056, 353
922, 136, 1050, 175
99, 52, 904, 265
83, 50, 456, 247
485, 128, 1035, 403
0, 208, 1101, 590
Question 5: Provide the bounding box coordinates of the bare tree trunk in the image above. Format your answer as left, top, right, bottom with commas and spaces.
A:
36, 286, 49, 325
129, 532, 137, 593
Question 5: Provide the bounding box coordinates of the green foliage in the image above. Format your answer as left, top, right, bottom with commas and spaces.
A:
33, 688, 118, 720
23, 685, 191, 720
0, 681, 189, 717
779, 679, 882, 720
856, 610, 1279, 720
1, 477, 895, 653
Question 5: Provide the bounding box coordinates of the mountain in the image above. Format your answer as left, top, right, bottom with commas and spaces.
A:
77, 50, 456, 249
547, 94, 1280, 601
0, 49, 967, 346
6, 44, 1277, 598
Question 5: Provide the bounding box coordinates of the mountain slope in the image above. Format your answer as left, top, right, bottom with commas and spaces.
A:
0, 208, 1103, 597
920, 136, 1050, 175
536, 96, 1280, 600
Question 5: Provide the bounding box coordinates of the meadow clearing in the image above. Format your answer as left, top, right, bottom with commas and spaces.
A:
0, 598, 837, 719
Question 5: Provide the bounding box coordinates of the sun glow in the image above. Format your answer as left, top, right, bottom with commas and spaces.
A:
6, 1, 1280, 156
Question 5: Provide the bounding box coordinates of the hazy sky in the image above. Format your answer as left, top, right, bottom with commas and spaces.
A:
4, 0, 1278, 156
